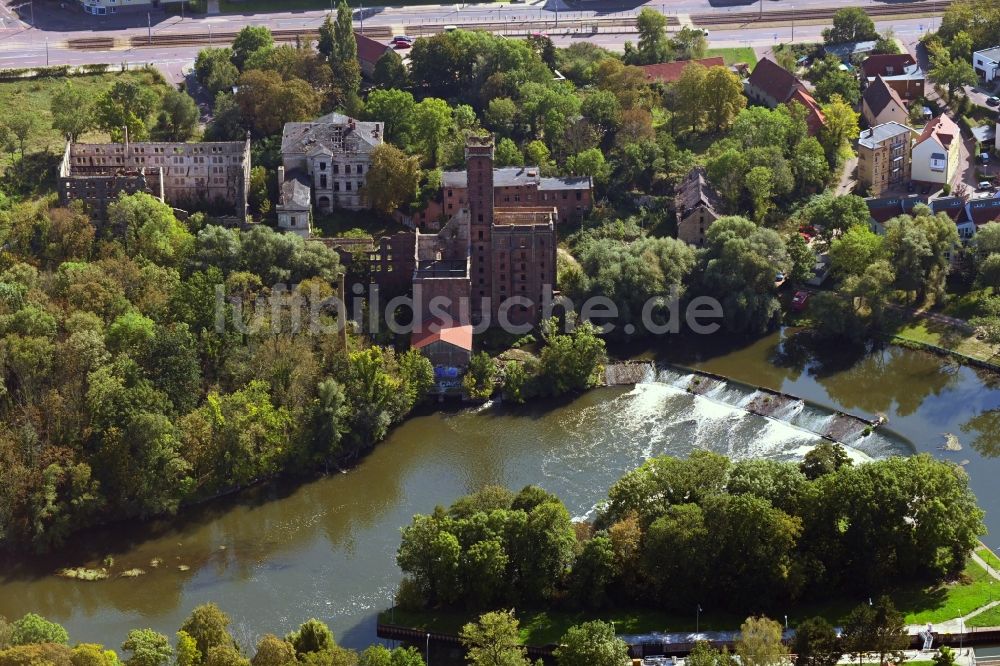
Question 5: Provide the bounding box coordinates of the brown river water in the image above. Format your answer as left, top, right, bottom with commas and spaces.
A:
2, 329, 1000, 651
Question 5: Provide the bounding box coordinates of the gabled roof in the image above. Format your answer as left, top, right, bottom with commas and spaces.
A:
746, 57, 804, 103
411, 322, 474, 351
278, 169, 311, 209
861, 53, 916, 78
915, 114, 959, 150
863, 75, 906, 117
788, 88, 826, 135
967, 198, 1000, 226
355, 32, 391, 65
676, 167, 723, 218
639, 57, 726, 84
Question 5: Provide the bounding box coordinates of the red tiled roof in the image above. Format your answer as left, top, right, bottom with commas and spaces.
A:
411, 322, 473, 351
639, 57, 726, 83
747, 57, 804, 104
789, 88, 827, 135
355, 32, 390, 66
916, 114, 959, 150
860, 53, 917, 78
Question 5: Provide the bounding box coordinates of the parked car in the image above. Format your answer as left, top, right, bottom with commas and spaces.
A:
393, 40, 411, 49
392, 35, 413, 43
979, 180, 993, 191
987, 96, 1000, 107
791, 290, 810, 312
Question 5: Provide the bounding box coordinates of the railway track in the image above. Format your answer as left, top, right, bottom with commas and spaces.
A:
69, 0, 948, 51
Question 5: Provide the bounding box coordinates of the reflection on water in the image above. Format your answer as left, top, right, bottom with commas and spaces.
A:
2, 329, 1000, 652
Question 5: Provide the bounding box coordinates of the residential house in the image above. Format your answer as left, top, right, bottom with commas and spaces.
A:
974, 46, 1000, 82
412, 322, 474, 373
675, 167, 723, 247
639, 56, 726, 84
744, 58, 826, 135
862, 75, 909, 127
355, 33, 392, 78
744, 57, 805, 108
911, 114, 961, 186
280, 112, 383, 213
857, 122, 914, 196
861, 54, 924, 100
59, 137, 251, 218
275, 166, 313, 238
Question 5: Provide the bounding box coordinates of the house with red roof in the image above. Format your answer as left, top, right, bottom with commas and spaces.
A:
744, 57, 806, 108
412, 320, 473, 374
355, 32, 392, 77
788, 88, 827, 136
862, 75, 909, 127
860, 53, 924, 100
639, 57, 726, 84
911, 114, 961, 186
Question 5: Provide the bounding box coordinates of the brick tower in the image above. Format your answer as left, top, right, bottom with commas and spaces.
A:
466, 136, 495, 322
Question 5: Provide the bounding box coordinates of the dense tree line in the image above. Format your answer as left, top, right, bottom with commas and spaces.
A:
397, 449, 983, 614
0, 604, 423, 666
0, 192, 435, 551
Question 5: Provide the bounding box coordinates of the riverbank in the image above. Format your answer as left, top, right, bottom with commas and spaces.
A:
377, 557, 1000, 654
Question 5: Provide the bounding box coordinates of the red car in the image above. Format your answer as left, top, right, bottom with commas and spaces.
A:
791, 290, 810, 312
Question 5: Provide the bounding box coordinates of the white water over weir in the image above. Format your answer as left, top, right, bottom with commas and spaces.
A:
603, 361, 897, 463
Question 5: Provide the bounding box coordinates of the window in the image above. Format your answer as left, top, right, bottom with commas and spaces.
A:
356, 164, 363, 174
346, 182, 352, 191
334, 182, 340, 192
333, 164, 340, 174
320, 174, 327, 188
320, 162, 326, 171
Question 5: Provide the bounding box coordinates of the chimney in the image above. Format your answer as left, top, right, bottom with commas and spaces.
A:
277, 166, 285, 203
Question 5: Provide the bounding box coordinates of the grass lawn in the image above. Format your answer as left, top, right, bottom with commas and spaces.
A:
381, 561, 998, 646
977, 545, 1000, 573
705, 47, 757, 67
968, 603, 1000, 628
891, 319, 999, 366
0, 70, 172, 177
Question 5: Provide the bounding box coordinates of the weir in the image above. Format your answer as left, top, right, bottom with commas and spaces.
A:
604, 361, 888, 446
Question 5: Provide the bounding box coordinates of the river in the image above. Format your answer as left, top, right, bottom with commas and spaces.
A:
2, 329, 1000, 651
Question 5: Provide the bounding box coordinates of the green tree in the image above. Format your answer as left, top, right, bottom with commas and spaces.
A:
9, 614, 68, 646
373, 50, 409, 89
250, 635, 296, 666
799, 443, 852, 480
793, 617, 840, 666
5, 111, 37, 158
179, 603, 234, 659
829, 224, 884, 277
364, 143, 420, 214
538, 318, 606, 395
231, 25, 274, 70
364, 89, 416, 147
823, 7, 878, 43
51, 81, 95, 141
735, 616, 787, 666
463, 352, 498, 401
671, 26, 708, 60
814, 66, 861, 105
554, 621, 628, 666
704, 66, 747, 132
195, 48, 239, 95
108, 192, 193, 267
883, 206, 958, 302
673, 62, 707, 133
397, 514, 461, 605
286, 619, 335, 657
411, 97, 453, 166
328, 0, 361, 107
494, 138, 524, 167
459, 611, 531, 666
358, 646, 424, 666
205, 646, 250, 666
175, 632, 201, 666
819, 95, 859, 161
152, 89, 199, 142
95, 79, 159, 142
636, 8, 673, 64
745, 166, 774, 222
934, 647, 958, 666
929, 47, 977, 102
121, 629, 173, 666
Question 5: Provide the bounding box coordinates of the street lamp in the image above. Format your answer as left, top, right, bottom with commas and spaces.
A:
425, 633, 430, 666
697, 604, 702, 634
785, 615, 789, 630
